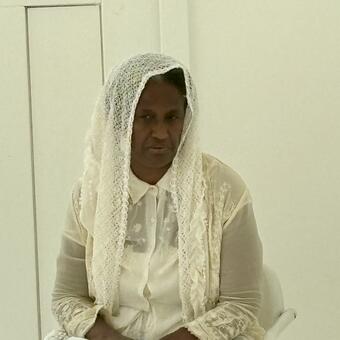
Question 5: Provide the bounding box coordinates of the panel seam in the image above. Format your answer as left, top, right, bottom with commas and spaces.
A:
99, 2, 105, 83
25, 7, 42, 340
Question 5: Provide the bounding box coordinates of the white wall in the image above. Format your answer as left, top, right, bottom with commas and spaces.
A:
28, 5, 104, 335
1, 1, 339, 339
189, 1, 340, 339
0, 7, 40, 339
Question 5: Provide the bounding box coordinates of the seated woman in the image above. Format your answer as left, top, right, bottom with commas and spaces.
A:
45, 53, 264, 340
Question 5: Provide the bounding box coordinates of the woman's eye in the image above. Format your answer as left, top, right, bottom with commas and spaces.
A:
140, 115, 151, 120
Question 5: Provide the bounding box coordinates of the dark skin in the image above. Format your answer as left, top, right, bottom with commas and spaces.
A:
130, 76, 186, 184
85, 315, 130, 340
85, 78, 197, 339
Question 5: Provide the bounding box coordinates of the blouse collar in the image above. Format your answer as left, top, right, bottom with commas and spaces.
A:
128, 167, 171, 204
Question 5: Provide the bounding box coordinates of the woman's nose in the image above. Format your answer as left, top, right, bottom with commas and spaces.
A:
151, 121, 168, 139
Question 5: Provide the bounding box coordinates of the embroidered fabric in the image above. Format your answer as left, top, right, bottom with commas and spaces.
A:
78, 53, 205, 318
44, 328, 69, 340
47, 53, 265, 339
185, 179, 264, 340
50, 202, 104, 337
48, 153, 264, 339
51, 296, 102, 336
187, 304, 265, 340
109, 168, 183, 339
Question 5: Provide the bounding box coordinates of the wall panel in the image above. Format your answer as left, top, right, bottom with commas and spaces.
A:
158, 0, 190, 68
102, 0, 160, 76
0, 6, 40, 339
27, 4, 103, 335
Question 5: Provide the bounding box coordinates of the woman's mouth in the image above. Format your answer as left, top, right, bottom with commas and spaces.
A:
148, 146, 169, 154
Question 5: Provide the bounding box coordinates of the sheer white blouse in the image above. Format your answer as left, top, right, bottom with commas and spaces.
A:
109, 169, 183, 339
50, 154, 264, 340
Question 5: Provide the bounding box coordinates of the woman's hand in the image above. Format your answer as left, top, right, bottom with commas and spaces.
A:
85, 315, 131, 340
160, 327, 198, 340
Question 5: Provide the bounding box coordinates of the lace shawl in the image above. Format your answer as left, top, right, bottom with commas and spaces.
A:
78, 53, 206, 321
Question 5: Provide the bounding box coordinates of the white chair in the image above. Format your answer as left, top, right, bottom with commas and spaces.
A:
235, 264, 296, 340
258, 264, 297, 340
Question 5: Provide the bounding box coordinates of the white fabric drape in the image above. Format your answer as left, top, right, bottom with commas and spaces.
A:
78, 54, 205, 319
45, 53, 264, 340
47, 153, 265, 340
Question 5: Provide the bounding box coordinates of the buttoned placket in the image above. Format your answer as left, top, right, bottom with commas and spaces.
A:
139, 184, 159, 339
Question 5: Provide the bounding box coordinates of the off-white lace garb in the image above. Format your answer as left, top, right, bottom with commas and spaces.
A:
110, 168, 183, 339
49, 154, 265, 340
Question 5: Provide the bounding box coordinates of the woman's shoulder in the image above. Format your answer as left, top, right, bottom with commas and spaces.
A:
202, 153, 249, 202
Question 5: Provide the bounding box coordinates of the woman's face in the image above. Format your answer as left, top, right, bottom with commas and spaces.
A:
130, 78, 186, 182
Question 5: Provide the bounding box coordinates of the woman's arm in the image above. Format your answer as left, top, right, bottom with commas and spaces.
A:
52, 185, 102, 336
52, 182, 129, 339
184, 191, 265, 340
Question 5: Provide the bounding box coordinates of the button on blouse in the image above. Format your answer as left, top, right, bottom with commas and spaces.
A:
111, 169, 182, 339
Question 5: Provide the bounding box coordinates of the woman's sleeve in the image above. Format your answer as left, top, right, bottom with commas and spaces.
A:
185, 190, 265, 340
51, 182, 104, 337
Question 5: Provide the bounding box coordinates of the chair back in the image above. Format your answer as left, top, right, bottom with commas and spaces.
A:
258, 264, 285, 330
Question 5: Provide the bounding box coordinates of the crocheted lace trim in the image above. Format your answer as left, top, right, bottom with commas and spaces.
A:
78, 53, 206, 319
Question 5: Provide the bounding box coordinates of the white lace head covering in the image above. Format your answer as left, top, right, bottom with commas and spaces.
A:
79, 53, 207, 321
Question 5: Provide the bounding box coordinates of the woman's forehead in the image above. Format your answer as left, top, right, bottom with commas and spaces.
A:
137, 79, 185, 107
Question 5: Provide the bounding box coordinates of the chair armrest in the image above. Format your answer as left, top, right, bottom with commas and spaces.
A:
264, 308, 297, 340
